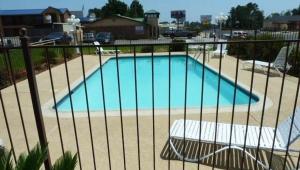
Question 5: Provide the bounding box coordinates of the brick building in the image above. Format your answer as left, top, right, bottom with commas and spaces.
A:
83, 10, 160, 39
0, 7, 71, 38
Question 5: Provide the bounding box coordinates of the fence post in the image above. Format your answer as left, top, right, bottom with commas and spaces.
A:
298, 27, 300, 40
19, 28, 51, 170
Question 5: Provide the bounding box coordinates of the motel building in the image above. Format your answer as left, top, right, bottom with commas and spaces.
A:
83, 10, 160, 39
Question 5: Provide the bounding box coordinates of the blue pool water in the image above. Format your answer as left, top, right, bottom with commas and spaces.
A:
56, 55, 259, 111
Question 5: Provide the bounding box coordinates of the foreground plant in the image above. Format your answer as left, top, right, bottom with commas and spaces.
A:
0, 143, 77, 170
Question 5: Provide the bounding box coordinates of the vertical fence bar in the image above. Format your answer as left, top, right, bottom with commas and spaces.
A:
79, 46, 96, 169
240, 40, 256, 170
289, 40, 300, 170
226, 42, 241, 170
133, 45, 141, 170
182, 43, 189, 170
115, 46, 127, 170
282, 62, 300, 170
19, 28, 51, 170
0, 90, 17, 162
268, 43, 290, 170
253, 42, 273, 170
5, 49, 30, 152
167, 44, 171, 170
212, 42, 223, 169
283, 40, 300, 170
151, 45, 156, 170
197, 43, 206, 170
97, 46, 112, 170
62, 47, 82, 170
44, 48, 64, 154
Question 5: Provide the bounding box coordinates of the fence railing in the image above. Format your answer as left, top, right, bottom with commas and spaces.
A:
0, 28, 300, 170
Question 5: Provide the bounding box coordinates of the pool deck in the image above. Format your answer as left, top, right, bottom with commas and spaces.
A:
0, 52, 299, 169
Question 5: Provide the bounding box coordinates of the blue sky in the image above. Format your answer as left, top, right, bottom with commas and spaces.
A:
0, 0, 299, 21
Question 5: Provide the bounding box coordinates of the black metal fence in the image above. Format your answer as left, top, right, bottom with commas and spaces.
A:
0, 29, 300, 170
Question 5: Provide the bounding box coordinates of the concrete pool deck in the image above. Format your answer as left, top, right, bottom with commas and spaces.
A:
0, 52, 299, 169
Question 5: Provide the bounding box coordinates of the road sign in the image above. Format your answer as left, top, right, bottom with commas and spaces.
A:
201, 15, 212, 25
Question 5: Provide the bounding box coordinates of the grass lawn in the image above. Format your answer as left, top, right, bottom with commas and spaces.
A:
0, 48, 46, 72
0, 45, 170, 73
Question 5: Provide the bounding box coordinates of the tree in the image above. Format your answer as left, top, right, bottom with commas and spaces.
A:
88, 8, 102, 18
266, 12, 280, 19
291, 5, 300, 15
128, 0, 144, 18
100, 0, 128, 18
226, 3, 264, 29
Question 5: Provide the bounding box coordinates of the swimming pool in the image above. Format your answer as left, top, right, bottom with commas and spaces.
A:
56, 55, 259, 112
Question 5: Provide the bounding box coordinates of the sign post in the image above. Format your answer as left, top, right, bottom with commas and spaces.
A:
171, 10, 186, 30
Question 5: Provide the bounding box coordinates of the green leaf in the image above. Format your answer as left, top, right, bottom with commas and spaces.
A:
15, 143, 48, 170
0, 148, 14, 170
51, 152, 77, 170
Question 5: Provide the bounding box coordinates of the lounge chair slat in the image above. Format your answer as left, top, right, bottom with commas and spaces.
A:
208, 122, 215, 141
260, 127, 269, 147
202, 121, 208, 139
191, 121, 199, 140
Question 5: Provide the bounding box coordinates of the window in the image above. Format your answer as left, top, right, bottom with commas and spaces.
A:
135, 26, 144, 34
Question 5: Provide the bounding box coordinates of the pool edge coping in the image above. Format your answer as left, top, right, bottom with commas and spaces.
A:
42, 53, 273, 118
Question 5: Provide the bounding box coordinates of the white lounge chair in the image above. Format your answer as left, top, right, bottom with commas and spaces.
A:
243, 46, 293, 75
169, 107, 300, 169
93, 41, 120, 54
212, 40, 227, 57
186, 39, 202, 51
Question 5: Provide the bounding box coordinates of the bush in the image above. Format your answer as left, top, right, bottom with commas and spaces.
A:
140, 46, 153, 53
0, 143, 77, 170
0, 69, 10, 88
228, 35, 284, 61
65, 48, 77, 58
41, 49, 62, 64
289, 48, 300, 75
171, 39, 186, 52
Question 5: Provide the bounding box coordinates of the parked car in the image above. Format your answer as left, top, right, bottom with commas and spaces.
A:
163, 29, 197, 38
95, 32, 113, 44
83, 32, 95, 43
41, 32, 72, 43
232, 31, 248, 38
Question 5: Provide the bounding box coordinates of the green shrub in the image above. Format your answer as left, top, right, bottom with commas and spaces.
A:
64, 48, 77, 58
0, 143, 77, 170
228, 34, 284, 61
0, 69, 10, 88
140, 46, 153, 53
289, 48, 300, 75
171, 39, 186, 52
41, 49, 62, 64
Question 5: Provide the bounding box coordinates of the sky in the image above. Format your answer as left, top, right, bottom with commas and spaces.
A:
0, 0, 299, 22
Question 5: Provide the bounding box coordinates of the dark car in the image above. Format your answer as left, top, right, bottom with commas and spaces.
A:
42, 32, 72, 44
163, 30, 197, 38
95, 32, 113, 44
83, 32, 95, 43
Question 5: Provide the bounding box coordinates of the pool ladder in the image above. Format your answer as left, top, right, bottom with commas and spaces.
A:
194, 50, 202, 61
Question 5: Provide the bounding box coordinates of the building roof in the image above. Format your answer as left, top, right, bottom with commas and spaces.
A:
267, 15, 300, 23
85, 14, 149, 27
145, 10, 160, 14
0, 7, 69, 16
114, 15, 145, 23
